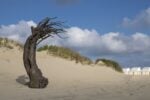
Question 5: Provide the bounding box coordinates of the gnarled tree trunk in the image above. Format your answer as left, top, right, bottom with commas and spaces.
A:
23, 17, 64, 88
23, 35, 48, 88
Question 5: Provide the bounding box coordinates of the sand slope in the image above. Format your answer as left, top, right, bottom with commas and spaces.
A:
0, 48, 150, 100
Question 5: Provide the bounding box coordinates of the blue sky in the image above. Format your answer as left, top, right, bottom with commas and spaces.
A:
0, 0, 150, 67
0, 0, 150, 33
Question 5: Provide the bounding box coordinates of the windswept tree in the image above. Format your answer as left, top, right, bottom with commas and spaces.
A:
23, 17, 64, 88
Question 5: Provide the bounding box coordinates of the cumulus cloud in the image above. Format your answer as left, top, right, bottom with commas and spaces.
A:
0, 20, 36, 43
52, 27, 150, 56
0, 21, 150, 67
0, 22, 150, 55
122, 7, 150, 30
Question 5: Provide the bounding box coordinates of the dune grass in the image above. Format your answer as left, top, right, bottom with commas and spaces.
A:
95, 58, 123, 72
37, 45, 93, 65
38, 45, 123, 72
0, 37, 23, 50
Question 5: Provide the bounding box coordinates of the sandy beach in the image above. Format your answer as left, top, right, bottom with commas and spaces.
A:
0, 48, 150, 100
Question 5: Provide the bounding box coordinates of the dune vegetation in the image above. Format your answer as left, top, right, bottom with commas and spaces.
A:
95, 58, 123, 72
37, 45, 123, 72
0, 37, 23, 50
37, 45, 93, 65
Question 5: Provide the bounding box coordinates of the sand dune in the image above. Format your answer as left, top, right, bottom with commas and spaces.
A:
0, 48, 150, 100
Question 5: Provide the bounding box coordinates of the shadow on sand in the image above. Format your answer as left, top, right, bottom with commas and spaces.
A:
16, 75, 29, 86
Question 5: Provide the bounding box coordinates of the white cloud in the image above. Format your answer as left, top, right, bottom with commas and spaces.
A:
130, 33, 150, 53
0, 21, 150, 55
52, 27, 150, 55
101, 32, 127, 53
0, 21, 150, 67
122, 7, 150, 30
0, 20, 37, 42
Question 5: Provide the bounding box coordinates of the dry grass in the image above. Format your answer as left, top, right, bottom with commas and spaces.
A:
0, 37, 23, 50
95, 58, 123, 72
37, 45, 93, 65
37, 45, 123, 72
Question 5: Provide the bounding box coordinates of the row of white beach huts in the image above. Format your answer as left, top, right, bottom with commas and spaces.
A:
123, 67, 150, 75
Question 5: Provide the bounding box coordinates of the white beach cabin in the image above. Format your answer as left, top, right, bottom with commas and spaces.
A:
123, 67, 150, 76
123, 68, 130, 75
142, 67, 150, 75
130, 67, 141, 75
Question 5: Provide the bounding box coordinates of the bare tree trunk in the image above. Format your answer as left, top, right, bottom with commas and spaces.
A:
23, 35, 48, 88
23, 17, 64, 88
